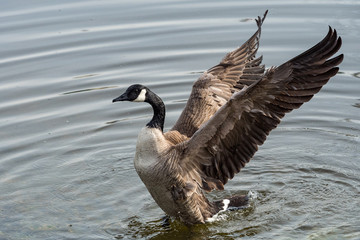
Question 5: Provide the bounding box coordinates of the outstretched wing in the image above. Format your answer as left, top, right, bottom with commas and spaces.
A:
171, 10, 268, 138
177, 27, 343, 190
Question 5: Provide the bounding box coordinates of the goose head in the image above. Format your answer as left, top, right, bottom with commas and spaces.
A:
113, 84, 166, 131
113, 84, 148, 103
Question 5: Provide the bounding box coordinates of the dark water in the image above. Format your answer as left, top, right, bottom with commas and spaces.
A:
0, 1, 359, 239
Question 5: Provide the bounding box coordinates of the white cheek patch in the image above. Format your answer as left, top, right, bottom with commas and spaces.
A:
133, 89, 147, 102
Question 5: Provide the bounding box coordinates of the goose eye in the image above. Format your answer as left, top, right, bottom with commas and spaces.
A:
134, 89, 141, 95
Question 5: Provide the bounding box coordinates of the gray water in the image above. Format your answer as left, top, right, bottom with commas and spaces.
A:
0, 1, 359, 239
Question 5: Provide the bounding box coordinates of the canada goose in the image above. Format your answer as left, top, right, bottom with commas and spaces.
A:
112, 10, 343, 225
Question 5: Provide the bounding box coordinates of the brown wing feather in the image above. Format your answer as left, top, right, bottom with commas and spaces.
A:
171, 10, 268, 138
177, 27, 343, 189
164, 130, 189, 145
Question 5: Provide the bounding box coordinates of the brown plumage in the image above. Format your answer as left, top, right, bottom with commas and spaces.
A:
113, 10, 343, 224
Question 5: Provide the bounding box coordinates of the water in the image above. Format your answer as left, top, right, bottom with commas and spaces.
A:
0, 0, 359, 239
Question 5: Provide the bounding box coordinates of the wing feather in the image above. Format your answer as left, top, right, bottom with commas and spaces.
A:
171, 10, 268, 138
176, 27, 343, 189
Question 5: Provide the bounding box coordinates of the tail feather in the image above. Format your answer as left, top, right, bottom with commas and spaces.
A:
214, 195, 249, 212
206, 195, 249, 223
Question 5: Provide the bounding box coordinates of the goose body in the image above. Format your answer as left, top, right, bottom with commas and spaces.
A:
112, 10, 343, 224
134, 126, 218, 223
134, 127, 179, 217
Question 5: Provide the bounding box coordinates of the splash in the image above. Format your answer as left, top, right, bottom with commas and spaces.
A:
206, 191, 257, 223
205, 199, 230, 223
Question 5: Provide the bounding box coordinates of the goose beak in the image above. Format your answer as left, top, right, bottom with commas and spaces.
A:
112, 93, 128, 102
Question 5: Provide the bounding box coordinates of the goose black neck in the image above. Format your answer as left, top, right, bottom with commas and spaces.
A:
145, 90, 165, 132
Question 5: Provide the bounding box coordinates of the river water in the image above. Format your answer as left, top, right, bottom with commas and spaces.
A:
0, 1, 359, 239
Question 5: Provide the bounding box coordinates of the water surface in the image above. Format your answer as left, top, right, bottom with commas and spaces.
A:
0, 0, 359, 239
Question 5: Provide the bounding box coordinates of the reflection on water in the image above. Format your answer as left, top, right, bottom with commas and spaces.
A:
0, 0, 359, 239
63, 86, 116, 95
